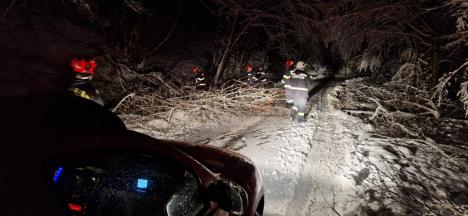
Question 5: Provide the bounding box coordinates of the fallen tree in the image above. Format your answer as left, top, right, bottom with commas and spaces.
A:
331, 62, 468, 216
115, 81, 284, 125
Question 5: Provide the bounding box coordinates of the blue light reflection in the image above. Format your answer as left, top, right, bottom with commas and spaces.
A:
136, 179, 148, 191
53, 166, 63, 183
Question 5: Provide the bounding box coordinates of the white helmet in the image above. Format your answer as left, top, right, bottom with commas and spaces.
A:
295, 61, 306, 70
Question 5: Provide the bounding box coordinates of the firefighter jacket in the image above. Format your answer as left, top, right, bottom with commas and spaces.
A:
247, 72, 257, 84
255, 69, 267, 83
281, 71, 291, 86
69, 78, 104, 106
195, 73, 207, 88
284, 69, 312, 93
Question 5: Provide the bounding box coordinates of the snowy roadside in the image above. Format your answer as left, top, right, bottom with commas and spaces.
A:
350, 135, 468, 215
330, 81, 468, 215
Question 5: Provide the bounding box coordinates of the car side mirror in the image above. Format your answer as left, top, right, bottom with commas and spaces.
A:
208, 180, 247, 215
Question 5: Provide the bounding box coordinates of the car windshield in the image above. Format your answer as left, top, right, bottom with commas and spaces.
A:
48, 151, 206, 216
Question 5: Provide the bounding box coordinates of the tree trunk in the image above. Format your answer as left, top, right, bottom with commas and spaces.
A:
213, 39, 232, 86
431, 15, 441, 85
432, 38, 440, 84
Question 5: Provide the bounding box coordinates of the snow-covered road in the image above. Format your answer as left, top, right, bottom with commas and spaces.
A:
230, 85, 372, 215
128, 84, 376, 215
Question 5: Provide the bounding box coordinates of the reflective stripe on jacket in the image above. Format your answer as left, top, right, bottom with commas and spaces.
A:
195, 73, 206, 85
285, 69, 311, 92
69, 80, 104, 106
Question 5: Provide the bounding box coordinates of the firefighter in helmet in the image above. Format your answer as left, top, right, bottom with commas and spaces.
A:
245, 63, 257, 85
281, 59, 295, 106
284, 61, 311, 122
255, 66, 268, 83
69, 58, 104, 106
192, 66, 207, 89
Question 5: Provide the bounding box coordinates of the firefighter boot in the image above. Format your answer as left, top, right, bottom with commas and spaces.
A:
286, 99, 294, 108
289, 106, 298, 120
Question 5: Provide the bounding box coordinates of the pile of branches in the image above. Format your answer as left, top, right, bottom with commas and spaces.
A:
333, 77, 444, 138
434, 61, 468, 117
91, 54, 183, 106
115, 81, 284, 123
333, 69, 468, 215
332, 45, 467, 138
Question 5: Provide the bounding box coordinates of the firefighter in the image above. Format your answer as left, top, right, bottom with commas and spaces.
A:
245, 63, 257, 85
281, 59, 295, 106
284, 61, 311, 122
255, 66, 268, 83
192, 66, 207, 89
68, 58, 104, 106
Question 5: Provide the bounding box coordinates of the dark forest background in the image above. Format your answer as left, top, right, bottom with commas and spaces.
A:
0, 0, 466, 115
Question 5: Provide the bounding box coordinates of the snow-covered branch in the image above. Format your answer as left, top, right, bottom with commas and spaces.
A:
117, 82, 284, 122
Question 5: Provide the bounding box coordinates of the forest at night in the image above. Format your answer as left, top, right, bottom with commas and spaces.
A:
1, 1, 467, 215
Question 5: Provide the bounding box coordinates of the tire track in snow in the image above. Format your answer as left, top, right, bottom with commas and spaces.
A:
237, 84, 363, 216
285, 85, 352, 216
291, 84, 369, 216
237, 114, 319, 215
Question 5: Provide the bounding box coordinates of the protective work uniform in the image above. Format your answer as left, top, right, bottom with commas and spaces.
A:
284, 61, 311, 122
281, 59, 295, 105
192, 67, 207, 89
69, 58, 104, 106
255, 66, 268, 83
245, 63, 257, 85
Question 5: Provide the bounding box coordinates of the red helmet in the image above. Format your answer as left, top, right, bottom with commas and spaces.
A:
70, 58, 97, 75
191, 67, 201, 74
286, 59, 294, 68
245, 63, 253, 73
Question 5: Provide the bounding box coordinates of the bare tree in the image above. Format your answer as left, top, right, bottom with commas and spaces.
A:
202, 0, 273, 86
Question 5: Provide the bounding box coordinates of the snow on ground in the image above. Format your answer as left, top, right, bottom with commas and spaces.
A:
351, 135, 468, 215
123, 83, 468, 215
126, 84, 377, 215
230, 86, 374, 216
